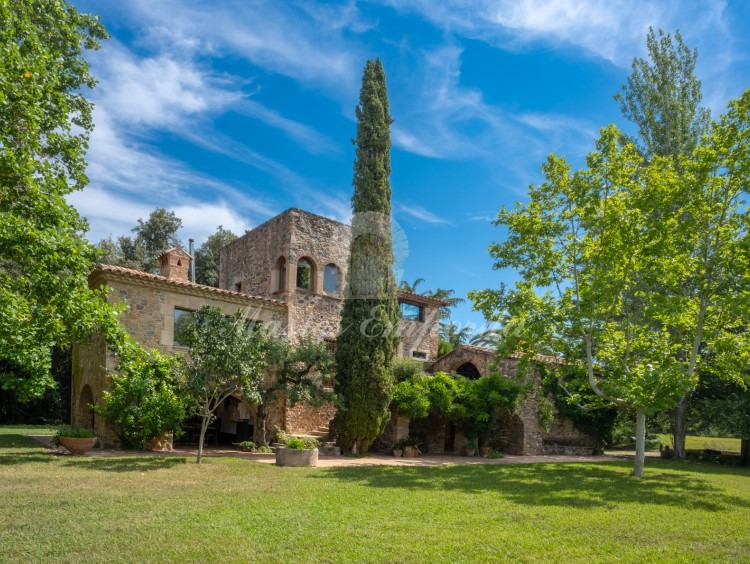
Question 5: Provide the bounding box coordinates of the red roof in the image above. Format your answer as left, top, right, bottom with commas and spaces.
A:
93, 264, 286, 307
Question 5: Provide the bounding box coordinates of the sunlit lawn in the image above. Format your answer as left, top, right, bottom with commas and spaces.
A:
1, 427, 748, 562
657, 434, 742, 453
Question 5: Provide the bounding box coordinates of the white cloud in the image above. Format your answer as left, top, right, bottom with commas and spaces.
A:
380, 0, 730, 67
396, 203, 453, 225
69, 187, 253, 247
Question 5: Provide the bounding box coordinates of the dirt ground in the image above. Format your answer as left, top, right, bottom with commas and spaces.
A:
28, 435, 632, 466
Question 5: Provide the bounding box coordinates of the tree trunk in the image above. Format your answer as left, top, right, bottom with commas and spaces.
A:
671, 394, 689, 459
741, 438, 750, 468
196, 416, 209, 465
633, 408, 646, 478
256, 404, 268, 446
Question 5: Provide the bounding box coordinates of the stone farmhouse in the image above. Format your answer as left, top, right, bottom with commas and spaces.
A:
73, 208, 596, 455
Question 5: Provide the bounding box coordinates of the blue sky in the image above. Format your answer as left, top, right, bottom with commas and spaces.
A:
69, 0, 750, 333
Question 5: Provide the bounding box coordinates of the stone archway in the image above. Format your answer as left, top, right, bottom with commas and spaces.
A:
492, 409, 525, 455
455, 362, 481, 380
77, 384, 95, 430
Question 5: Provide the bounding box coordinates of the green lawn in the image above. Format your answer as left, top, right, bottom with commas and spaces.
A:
657, 434, 742, 453
1, 429, 749, 562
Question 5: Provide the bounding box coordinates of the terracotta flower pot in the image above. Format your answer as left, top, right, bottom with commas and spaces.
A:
403, 445, 420, 458
464, 447, 476, 457
392, 449, 403, 457
58, 436, 97, 455
479, 447, 490, 458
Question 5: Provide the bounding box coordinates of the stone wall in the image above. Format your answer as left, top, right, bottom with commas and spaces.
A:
426, 346, 596, 455
398, 305, 440, 361
285, 400, 337, 436
73, 267, 287, 447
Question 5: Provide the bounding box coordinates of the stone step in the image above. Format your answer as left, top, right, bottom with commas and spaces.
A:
319, 445, 341, 456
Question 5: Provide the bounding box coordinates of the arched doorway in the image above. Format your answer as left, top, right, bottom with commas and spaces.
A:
493, 409, 525, 455
77, 385, 95, 430
455, 362, 481, 380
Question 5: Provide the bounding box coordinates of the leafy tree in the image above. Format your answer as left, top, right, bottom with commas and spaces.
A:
392, 357, 425, 382
690, 372, 750, 466
97, 207, 183, 273
195, 225, 237, 287
398, 278, 425, 294
439, 322, 473, 349
615, 27, 710, 163
334, 60, 399, 454
471, 97, 750, 477
616, 27, 712, 458
455, 373, 526, 448
94, 339, 186, 449
181, 306, 268, 463
0, 0, 124, 401
254, 336, 335, 446
392, 371, 525, 448
427, 287, 465, 320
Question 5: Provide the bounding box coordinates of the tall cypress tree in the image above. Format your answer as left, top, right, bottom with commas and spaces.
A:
334, 60, 399, 454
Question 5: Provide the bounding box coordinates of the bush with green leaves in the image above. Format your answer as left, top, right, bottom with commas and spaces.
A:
56, 426, 95, 439
94, 339, 187, 449
277, 431, 319, 450
392, 357, 425, 382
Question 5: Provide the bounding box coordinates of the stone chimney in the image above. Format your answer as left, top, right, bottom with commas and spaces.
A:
158, 247, 192, 281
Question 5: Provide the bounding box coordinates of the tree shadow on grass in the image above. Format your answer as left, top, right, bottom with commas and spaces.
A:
59, 456, 187, 473
315, 461, 749, 512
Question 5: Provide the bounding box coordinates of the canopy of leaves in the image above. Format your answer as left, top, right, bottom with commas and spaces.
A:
615, 27, 710, 161
96, 208, 183, 273
181, 306, 268, 411
94, 339, 187, 449
0, 0, 122, 401
194, 225, 237, 287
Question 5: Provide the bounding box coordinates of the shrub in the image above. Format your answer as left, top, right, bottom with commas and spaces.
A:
277, 430, 319, 450
392, 358, 425, 382
94, 340, 187, 449
56, 426, 95, 439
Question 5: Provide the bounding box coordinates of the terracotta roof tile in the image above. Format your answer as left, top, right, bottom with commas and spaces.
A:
94, 264, 286, 307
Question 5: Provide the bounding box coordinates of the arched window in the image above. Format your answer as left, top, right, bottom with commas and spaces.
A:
275, 257, 287, 291
323, 264, 340, 294
296, 258, 313, 290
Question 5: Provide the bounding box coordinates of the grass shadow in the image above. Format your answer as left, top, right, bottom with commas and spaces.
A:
315, 460, 748, 512
59, 455, 188, 473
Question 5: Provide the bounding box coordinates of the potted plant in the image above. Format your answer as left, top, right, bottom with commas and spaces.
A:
55, 426, 97, 455
402, 436, 422, 458
479, 445, 491, 457
392, 437, 407, 457
464, 438, 477, 457
275, 431, 320, 467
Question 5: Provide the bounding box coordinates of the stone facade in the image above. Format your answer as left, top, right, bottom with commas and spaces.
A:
424, 345, 597, 455
73, 208, 591, 457
72, 257, 287, 446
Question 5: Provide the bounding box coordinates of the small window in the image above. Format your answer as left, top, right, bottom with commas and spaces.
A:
412, 351, 427, 360
173, 308, 196, 346
234, 282, 242, 293
297, 258, 313, 290
275, 257, 286, 291
323, 264, 340, 294
399, 301, 424, 322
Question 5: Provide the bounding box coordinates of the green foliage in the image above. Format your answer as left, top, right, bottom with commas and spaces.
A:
539, 363, 618, 452
276, 430, 319, 450
94, 339, 186, 449
393, 371, 525, 448
96, 208, 183, 273
471, 93, 750, 474
456, 373, 526, 446
55, 425, 95, 439
334, 59, 399, 454
236, 440, 273, 453
440, 322, 473, 348
691, 372, 750, 440
254, 336, 335, 445
181, 306, 269, 462
194, 225, 237, 286
437, 339, 453, 357
0, 0, 124, 401
392, 357, 425, 382
615, 27, 710, 161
